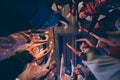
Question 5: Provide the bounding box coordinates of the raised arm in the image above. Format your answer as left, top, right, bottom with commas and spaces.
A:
66, 43, 82, 56
59, 20, 69, 32
75, 38, 95, 48
90, 32, 117, 46
60, 54, 64, 79
70, 59, 74, 77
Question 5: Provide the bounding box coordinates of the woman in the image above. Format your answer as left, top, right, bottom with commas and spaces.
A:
90, 32, 120, 59
66, 38, 120, 80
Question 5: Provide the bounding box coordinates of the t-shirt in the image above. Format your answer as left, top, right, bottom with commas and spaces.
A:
85, 47, 120, 80
109, 46, 120, 59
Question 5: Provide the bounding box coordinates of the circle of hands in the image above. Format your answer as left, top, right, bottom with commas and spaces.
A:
23, 31, 53, 60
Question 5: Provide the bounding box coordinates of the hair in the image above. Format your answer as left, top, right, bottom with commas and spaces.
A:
81, 52, 87, 61
73, 71, 78, 80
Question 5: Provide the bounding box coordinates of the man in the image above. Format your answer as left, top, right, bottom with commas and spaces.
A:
66, 38, 120, 80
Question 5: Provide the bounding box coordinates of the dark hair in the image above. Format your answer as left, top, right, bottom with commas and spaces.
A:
81, 52, 87, 61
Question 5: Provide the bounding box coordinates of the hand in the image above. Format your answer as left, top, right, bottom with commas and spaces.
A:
66, 13, 71, 18
66, 43, 70, 47
63, 24, 68, 32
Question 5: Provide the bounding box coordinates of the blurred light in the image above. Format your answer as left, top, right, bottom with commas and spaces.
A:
50, 41, 53, 44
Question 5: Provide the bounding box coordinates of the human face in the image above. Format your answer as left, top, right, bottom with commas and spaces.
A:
74, 68, 80, 75
79, 11, 87, 19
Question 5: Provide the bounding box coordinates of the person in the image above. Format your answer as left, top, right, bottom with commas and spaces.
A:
76, 64, 89, 80
106, 30, 120, 45
66, 0, 82, 18
44, 60, 58, 80
66, 38, 120, 80
90, 32, 120, 59
60, 54, 72, 80
78, 0, 120, 32
0, 41, 52, 80
70, 60, 85, 80
17, 49, 55, 80
0, 30, 49, 61
73, 67, 84, 80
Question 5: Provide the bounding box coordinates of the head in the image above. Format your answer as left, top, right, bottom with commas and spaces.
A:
74, 68, 80, 75
64, 67, 70, 75
79, 11, 88, 19
81, 52, 87, 62
80, 42, 89, 51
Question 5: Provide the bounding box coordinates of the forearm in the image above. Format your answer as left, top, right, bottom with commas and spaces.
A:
70, 61, 74, 77
84, 39, 95, 47
91, 33, 116, 46
0, 33, 30, 61
76, 38, 95, 47
67, 43, 81, 56
60, 54, 64, 78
